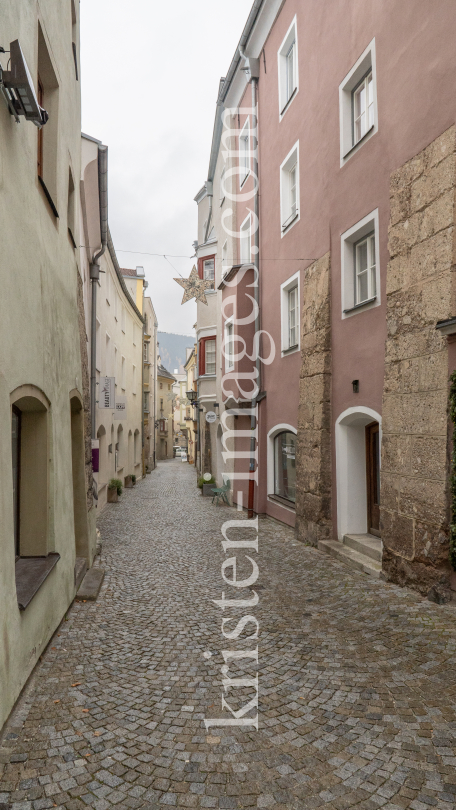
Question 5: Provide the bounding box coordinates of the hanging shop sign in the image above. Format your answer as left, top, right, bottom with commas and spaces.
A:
98, 376, 115, 409
206, 411, 217, 423
114, 395, 127, 420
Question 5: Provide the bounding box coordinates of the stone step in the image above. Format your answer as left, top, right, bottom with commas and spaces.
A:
76, 567, 105, 601
343, 533, 382, 562
74, 557, 87, 590
318, 540, 382, 578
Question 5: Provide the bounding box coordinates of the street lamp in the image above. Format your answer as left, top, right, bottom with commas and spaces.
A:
186, 390, 197, 403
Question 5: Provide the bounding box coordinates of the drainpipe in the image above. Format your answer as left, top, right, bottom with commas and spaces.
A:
241, 55, 261, 519
153, 321, 158, 469
90, 145, 108, 442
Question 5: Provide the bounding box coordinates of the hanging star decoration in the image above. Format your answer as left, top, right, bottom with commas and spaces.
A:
174, 265, 213, 306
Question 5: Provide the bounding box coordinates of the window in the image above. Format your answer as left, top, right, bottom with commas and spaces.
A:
203, 258, 215, 289
12, 406, 21, 557
106, 272, 111, 304
278, 17, 298, 116
220, 166, 226, 206
133, 324, 137, 345
353, 71, 374, 145
105, 333, 111, 376
96, 319, 101, 372
67, 167, 76, 247
160, 382, 163, 390
199, 337, 216, 376
10, 386, 50, 561
144, 341, 149, 362
274, 432, 296, 502
280, 142, 299, 234
143, 392, 149, 412
205, 340, 216, 375
280, 271, 300, 354
114, 346, 118, 386
37, 76, 44, 178
168, 384, 171, 391
240, 215, 251, 264
339, 39, 377, 164
288, 287, 299, 348
121, 306, 126, 333
37, 23, 59, 214
341, 209, 380, 317
121, 356, 126, 389
239, 118, 250, 185
222, 241, 228, 277
354, 232, 376, 305
224, 321, 234, 372
133, 365, 137, 393
160, 398, 164, 413
71, 0, 78, 80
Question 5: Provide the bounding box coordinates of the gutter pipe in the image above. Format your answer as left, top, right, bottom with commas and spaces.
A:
90, 144, 108, 441
245, 62, 261, 519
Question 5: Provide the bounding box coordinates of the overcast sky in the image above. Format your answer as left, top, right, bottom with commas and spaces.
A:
80, 0, 251, 335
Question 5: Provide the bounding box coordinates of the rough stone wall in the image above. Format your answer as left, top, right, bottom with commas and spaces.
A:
76, 271, 93, 509
296, 253, 332, 546
381, 126, 455, 593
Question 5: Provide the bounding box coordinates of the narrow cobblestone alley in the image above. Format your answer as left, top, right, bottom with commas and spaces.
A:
2, 460, 456, 810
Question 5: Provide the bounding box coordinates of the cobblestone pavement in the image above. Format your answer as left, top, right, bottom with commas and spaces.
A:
2, 459, 456, 810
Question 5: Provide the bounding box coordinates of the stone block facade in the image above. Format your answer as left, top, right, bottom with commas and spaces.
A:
381, 126, 455, 593
296, 253, 332, 546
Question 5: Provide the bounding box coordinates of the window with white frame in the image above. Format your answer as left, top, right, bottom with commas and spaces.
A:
121, 355, 126, 389
224, 320, 234, 372
205, 339, 216, 375
339, 39, 377, 163
121, 306, 126, 333
280, 142, 299, 234
278, 17, 298, 116
354, 232, 376, 305
280, 271, 300, 353
220, 166, 226, 206
341, 209, 380, 317
240, 215, 251, 264
203, 258, 215, 288
239, 118, 250, 185
353, 71, 374, 145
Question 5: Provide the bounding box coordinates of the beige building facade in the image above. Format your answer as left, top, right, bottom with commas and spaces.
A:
80, 135, 145, 510
156, 364, 176, 460
0, 1, 96, 730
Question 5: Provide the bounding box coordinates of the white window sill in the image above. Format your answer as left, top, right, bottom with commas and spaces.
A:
279, 87, 298, 119
281, 212, 299, 236
240, 172, 250, 189
343, 295, 377, 315
281, 345, 299, 356
201, 373, 216, 379
342, 124, 375, 164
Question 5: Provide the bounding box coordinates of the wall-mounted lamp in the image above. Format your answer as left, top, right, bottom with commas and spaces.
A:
352, 380, 359, 394
186, 390, 197, 403
1, 40, 48, 127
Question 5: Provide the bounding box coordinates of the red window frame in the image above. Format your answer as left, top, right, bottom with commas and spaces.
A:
197, 254, 216, 280
199, 336, 216, 376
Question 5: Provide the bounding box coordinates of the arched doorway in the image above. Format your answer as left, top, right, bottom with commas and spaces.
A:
335, 407, 381, 539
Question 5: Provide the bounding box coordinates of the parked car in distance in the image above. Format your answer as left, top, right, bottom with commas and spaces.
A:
173, 446, 182, 457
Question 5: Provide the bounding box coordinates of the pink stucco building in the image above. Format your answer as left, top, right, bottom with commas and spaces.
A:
196, 0, 456, 597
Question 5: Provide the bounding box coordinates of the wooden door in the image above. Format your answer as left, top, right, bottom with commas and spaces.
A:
365, 421, 380, 535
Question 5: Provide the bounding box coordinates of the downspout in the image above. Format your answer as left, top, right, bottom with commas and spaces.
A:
153, 321, 158, 469
245, 62, 261, 519
90, 145, 108, 442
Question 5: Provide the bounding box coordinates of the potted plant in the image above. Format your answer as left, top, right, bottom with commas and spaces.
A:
131, 474, 136, 485
199, 473, 216, 496
108, 478, 122, 503
124, 474, 133, 488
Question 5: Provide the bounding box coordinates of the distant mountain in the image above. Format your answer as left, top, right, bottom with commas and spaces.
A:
157, 332, 195, 375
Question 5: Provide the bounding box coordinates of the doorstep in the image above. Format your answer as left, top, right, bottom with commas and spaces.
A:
76, 567, 105, 601
318, 533, 382, 578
